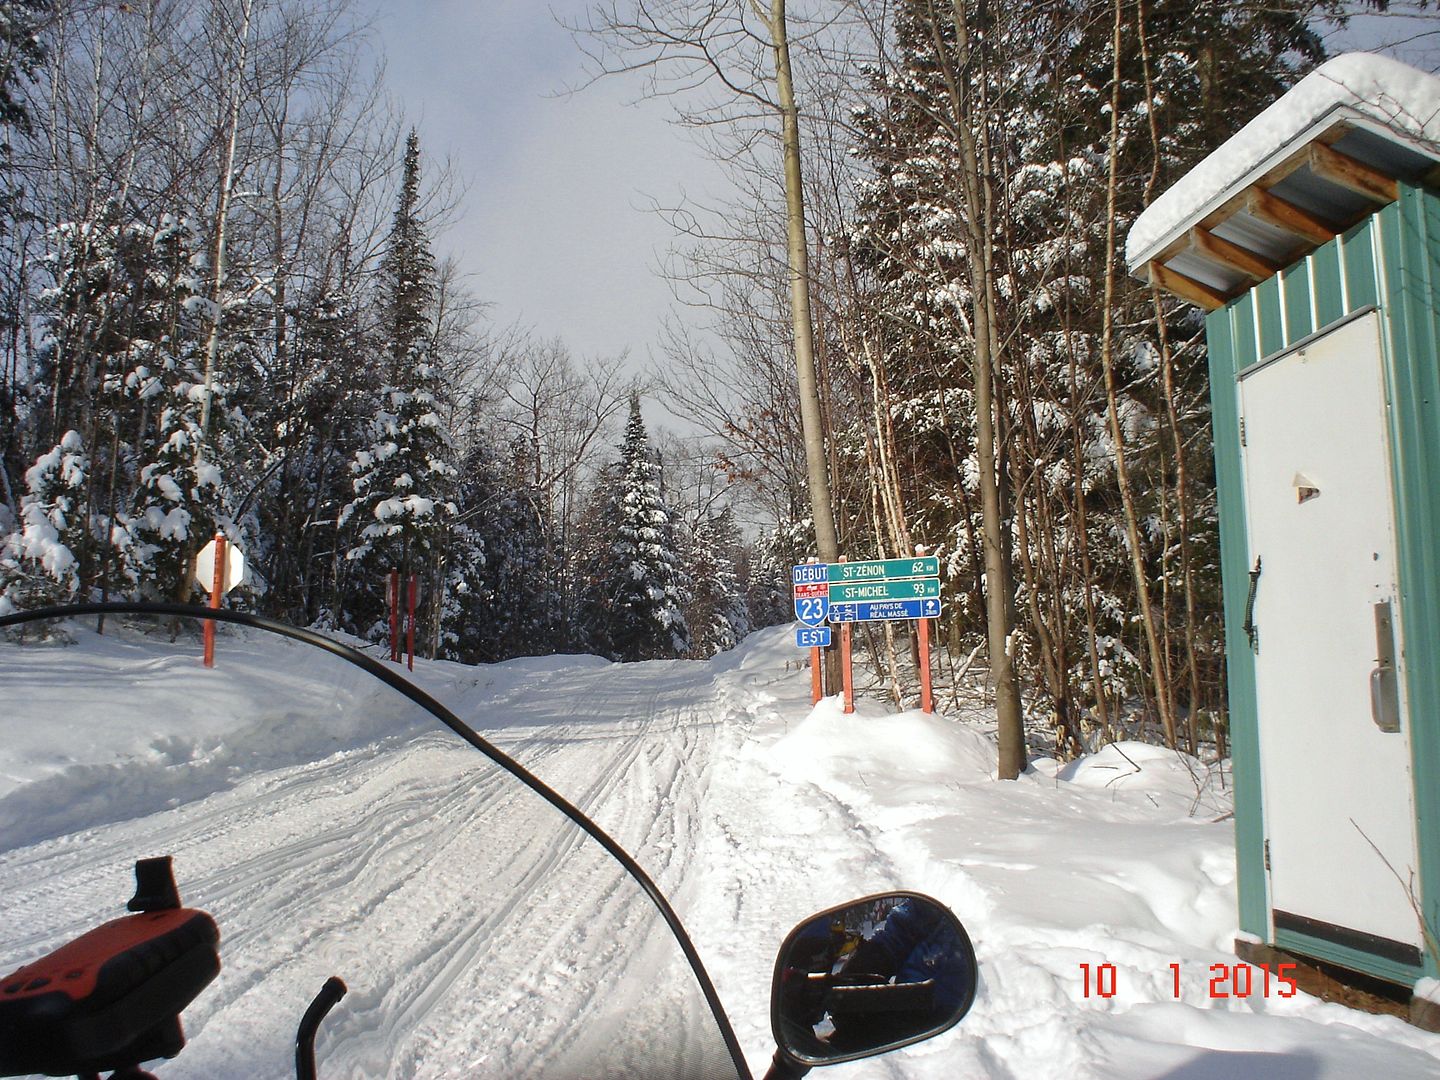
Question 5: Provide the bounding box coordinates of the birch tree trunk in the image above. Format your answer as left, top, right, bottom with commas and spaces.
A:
196, 0, 256, 453
1099, 0, 1177, 748
942, 0, 1026, 778
767, 0, 839, 568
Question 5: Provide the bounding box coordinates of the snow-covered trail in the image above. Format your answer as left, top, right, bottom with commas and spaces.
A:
0, 634, 750, 1079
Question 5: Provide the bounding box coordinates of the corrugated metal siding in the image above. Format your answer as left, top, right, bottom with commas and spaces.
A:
1205, 184, 1440, 983
1381, 185, 1440, 974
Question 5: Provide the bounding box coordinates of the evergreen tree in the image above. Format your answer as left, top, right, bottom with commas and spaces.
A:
126, 216, 234, 599
591, 396, 689, 662
746, 521, 810, 630
449, 437, 561, 661
0, 430, 87, 611
0, 1, 46, 484
340, 132, 457, 643
686, 505, 750, 656
253, 283, 373, 625
847, 0, 1329, 749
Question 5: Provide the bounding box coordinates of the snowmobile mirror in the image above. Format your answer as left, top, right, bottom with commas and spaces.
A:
770, 893, 976, 1068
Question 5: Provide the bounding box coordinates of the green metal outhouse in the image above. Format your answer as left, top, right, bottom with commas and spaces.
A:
1127, 54, 1440, 1017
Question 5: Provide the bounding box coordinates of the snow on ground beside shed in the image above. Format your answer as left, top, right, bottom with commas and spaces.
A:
1, 618, 1439, 1078
1126, 52, 1440, 269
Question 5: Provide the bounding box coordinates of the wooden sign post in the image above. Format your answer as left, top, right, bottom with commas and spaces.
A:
839, 557, 854, 714
917, 545, 935, 713
388, 569, 400, 662
194, 532, 245, 668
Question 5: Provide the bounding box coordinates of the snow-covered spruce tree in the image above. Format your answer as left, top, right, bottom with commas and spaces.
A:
0, 0, 45, 492
14, 210, 235, 602
685, 505, 750, 656
847, 0, 1036, 774
745, 526, 797, 631
0, 431, 88, 612
340, 132, 457, 644
589, 396, 689, 662
848, 0, 1328, 755
125, 215, 239, 600
451, 436, 562, 662
249, 284, 364, 624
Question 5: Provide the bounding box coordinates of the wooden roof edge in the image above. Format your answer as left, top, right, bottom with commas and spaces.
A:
1146, 261, 1230, 311
1308, 141, 1399, 204
1190, 227, 1285, 282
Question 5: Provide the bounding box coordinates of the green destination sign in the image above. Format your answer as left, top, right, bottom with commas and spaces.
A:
829, 577, 941, 603
828, 556, 939, 582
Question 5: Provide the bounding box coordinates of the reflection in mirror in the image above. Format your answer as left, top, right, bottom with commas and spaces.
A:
771, 893, 977, 1066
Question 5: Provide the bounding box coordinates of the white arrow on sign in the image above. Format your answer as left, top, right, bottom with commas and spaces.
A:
194, 537, 245, 595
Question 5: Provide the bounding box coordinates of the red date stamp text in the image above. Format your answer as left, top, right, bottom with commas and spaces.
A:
1079, 962, 1299, 999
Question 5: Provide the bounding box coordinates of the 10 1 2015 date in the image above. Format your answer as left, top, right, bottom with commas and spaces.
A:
1079, 962, 1299, 999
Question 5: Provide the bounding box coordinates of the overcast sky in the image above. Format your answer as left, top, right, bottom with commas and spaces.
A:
370, 1, 721, 376
367, 3, 1437, 391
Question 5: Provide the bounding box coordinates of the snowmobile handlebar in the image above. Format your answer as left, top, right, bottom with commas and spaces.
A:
0, 859, 219, 1080
0, 858, 348, 1080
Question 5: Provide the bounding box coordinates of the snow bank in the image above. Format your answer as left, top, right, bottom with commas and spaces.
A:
693, 646, 1440, 1079
0, 622, 430, 850
1127, 53, 1440, 269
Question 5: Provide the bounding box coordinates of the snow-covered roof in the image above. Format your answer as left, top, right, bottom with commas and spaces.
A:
1127, 53, 1440, 309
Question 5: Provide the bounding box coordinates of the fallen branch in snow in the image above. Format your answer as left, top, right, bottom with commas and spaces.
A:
1102, 741, 1143, 787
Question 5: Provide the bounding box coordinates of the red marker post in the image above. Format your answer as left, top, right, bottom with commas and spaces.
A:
916, 544, 935, 714
203, 533, 225, 669
194, 532, 244, 669
406, 573, 417, 671
388, 569, 400, 662
838, 556, 854, 714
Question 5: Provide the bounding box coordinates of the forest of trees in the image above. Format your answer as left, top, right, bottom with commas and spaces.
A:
0, 0, 1415, 762
0, 0, 765, 665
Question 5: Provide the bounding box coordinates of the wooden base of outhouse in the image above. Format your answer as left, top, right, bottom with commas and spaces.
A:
1235, 938, 1438, 1031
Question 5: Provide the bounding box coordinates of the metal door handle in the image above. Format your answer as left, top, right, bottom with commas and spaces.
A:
1370, 664, 1400, 733
1371, 601, 1401, 733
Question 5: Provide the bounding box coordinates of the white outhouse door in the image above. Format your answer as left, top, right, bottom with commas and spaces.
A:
1239, 311, 1423, 962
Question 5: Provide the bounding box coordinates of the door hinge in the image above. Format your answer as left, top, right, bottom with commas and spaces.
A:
1264, 839, 1271, 870
1239, 417, 1247, 446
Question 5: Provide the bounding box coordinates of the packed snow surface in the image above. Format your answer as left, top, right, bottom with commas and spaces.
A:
1127, 52, 1440, 269
2, 619, 1438, 1078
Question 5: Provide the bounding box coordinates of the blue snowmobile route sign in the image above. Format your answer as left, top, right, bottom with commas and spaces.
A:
792, 563, 830, 626
829, 597, 942, 623
795, 625, 832, 648
791, 562, 829, 585
792, 579, 830, 627
794, 594, 830, 626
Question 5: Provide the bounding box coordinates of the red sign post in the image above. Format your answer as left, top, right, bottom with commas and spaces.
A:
916, 545, 935, 713
838, 557, 854, 714
203, 533, 225, 669
194, 532, 244, 668
388, 569, 400, 662
406, 573, 417, 671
